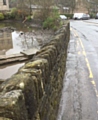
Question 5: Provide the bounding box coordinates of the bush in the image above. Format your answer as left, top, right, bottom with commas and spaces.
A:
10, 8, 18, 18
27, 15, 31, 20
43, 8, 62, 31
0, 13, 4, 20
3, 8, 19, 20
43, 17, 55, 29
3, 12, 12, 19
43, 16, 60, 30
64, 14, 73, 19
90, 13, 96, 18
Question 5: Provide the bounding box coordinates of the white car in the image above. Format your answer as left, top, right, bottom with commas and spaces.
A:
60, 15, 67, 20
73, 13, 90, 20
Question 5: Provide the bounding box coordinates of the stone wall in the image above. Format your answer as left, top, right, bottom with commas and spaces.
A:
0, 22, 70, 120
0, 0, 9, 11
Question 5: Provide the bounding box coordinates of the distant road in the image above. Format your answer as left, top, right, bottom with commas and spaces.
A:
85, 19, 98, 24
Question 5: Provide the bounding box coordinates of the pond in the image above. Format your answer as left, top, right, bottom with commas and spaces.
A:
0, 21, 31, 80
0, 21, 40, 55
0, 21, 53, 80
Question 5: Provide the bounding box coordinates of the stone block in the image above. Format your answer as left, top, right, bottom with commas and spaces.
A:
0, 90, 28, 120
0, 73, 37, 119
0, 117, 12, 120
0, 79, 5, 85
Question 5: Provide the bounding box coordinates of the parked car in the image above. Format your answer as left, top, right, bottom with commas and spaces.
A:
73, 13, 90, 20
60, 15, 67, 20
95, 13, 98, 19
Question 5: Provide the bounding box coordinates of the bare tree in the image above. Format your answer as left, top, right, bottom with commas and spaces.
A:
69, 0, 76, 13
16, 0, 35, 19
55, 0, 76, 13
91, 0, 98, 13
81, 0, 91, 13
36, 0, 54, 21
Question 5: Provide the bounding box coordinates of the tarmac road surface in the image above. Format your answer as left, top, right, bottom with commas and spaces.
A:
57, 20, 98, 120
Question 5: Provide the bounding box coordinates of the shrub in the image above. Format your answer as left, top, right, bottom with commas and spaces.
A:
43, 17, 55, 29
0, 13, 4, 20
64, 14, 73, 19
90, 13, 96, 18
3, 12, 12, 19
3, 8, 19, 20
10, 8, 18, 18
43, 8, 62, 31
27, 15, 31, 20
11, 8, 17, 14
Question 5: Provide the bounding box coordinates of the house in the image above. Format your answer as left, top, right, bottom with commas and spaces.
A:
0, 0, 9, 11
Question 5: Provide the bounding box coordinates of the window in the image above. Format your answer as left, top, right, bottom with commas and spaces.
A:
3, 0, 6, 5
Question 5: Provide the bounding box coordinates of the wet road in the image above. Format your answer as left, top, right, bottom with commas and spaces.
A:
57, 20, 98, 120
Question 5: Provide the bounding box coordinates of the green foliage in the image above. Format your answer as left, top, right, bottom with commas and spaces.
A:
3, 12, 12, 19
43, 8, 62, 31
64, 14, 73, 19
11, 8, 17, 14
10, 8, 18, 18
1, 7, 32, 20
43, 17, 54, 28
90, 13, 96, 18
27, 15, 31, 20
0, 13, 4, 20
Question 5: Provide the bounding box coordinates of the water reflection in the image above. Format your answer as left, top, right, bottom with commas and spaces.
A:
0, 22, 40, 55
12, 31, 35, 50
0, 22, 32, 80
0, 31, 40, 56
6, 31, 29, 55
0, 21, 43, 80
0, 63, 24, 80
0, 30, 34, 55
0, 31, 13, 55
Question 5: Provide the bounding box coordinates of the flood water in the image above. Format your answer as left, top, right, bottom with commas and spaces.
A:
0, 21, 39, 55
0, 21, 39, 80
0, 63, 24, 79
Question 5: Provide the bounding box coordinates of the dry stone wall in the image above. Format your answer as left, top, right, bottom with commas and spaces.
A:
0, 22, 70, 120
